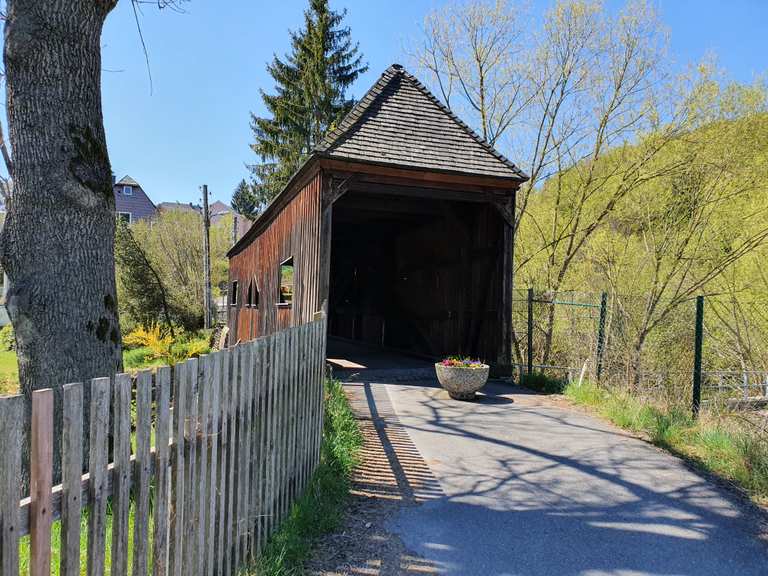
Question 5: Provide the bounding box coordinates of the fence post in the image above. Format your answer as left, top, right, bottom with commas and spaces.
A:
692, 295, 704, 417
595, 291, 608, 382
527, 288, 534, 375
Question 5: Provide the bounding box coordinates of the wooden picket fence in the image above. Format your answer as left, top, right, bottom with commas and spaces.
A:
0, 317, 327, 576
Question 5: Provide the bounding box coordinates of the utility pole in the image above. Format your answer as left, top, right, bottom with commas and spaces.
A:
202, 184, 213, 329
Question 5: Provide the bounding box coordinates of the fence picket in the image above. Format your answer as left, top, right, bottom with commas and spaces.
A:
287, 328, 298, 506
233, 344, 247, 567
133, 371, 153, 576
251, 339, 266, 558
60, 383, 83, 576
30, 389, 53, 576
224, 347, 239, 576
86, 377, 110, 576
111, 373, 132, 576
241, 343, 255, 560
195, 355, 212, 576
183, 358, 200, 575
279, 330, 290, 521
170, 361, 187, 576
267, 333, 279, 539
272, 333, 285, 531
216, 349, 231, 576
153, 366, 172, 576
205, 353, 221, 576
0, 394, 23, 576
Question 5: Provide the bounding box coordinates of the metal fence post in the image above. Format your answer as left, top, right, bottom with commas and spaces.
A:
527, 288, 534, 375
595, 292, 608, 382
692, 295, 705, 417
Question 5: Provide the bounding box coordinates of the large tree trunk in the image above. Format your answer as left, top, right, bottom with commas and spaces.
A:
1, 0, 121, 483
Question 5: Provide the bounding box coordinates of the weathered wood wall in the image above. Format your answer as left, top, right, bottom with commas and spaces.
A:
229, 172, 323, 342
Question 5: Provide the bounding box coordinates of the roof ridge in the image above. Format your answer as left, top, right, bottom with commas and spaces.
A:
396, 68, 527, 179
316, 63, 528, 180
315, 65, 402, 153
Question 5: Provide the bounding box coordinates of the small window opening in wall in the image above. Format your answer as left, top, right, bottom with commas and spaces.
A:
279, 257, 294, 305
230, 281, 239, 306
247, 280, 259, 309
117, 212, 132, 224
122, 185, 133, 196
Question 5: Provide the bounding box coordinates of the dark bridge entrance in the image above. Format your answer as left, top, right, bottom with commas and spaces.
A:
328, 189, 506, 363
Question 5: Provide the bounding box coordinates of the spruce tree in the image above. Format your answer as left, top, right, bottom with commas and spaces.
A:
250, 0, 367, 200
231, 179, 261, 221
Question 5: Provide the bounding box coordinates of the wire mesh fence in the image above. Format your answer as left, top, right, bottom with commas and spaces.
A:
510, 288, 768, 414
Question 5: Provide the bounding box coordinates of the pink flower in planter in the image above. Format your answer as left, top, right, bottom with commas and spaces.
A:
440, 356, 485, 368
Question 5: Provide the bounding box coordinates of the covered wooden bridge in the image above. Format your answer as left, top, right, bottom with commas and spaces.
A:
227, 64, 528, 371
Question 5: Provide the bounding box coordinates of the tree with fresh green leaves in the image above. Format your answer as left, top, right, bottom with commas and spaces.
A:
114, 220, 176, 336
249, 0, 367, 200
116, 210, 233, 332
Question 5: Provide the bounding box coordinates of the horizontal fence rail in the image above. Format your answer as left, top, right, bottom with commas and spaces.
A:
0, 317, 327, 576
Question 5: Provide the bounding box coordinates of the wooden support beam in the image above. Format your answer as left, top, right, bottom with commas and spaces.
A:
322, 174, 354, 210
348, 180, 497, 203
319, 157, 525, 190
493, 196, 515, 227
499, 189, 516, 367
319, 175, 334, 313
333, 192, 443, 217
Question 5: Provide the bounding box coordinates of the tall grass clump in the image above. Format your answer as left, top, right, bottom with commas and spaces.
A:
564, 380, 768, 505
251, 379, 363, 575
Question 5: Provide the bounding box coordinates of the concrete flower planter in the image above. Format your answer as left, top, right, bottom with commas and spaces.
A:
434, 363, 490, 400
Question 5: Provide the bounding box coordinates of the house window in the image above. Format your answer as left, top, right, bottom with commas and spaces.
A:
279, 257, 293, 305
230, 281, 238, 306
122, 185, 133, 196
117, 212, 132, 224
247, 280, 259, 309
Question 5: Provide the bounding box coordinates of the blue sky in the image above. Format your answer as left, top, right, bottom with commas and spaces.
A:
96, 0, 767, 206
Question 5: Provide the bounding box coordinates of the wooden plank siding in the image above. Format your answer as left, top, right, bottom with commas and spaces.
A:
228, 164, 516, 366
229, 171, 323, 343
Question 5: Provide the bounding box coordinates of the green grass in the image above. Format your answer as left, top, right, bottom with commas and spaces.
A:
0, 350, 19, 396
564, 380, 768, 505
18, 504, 153, 576
122, 347, 167, 371
249, 379, 363, 575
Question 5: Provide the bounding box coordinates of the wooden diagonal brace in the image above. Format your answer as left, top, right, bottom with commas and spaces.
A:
322, 175, 354, 209
493, 197, 515, 228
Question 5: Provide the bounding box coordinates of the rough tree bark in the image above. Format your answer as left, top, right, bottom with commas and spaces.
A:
1, 0, 121, 483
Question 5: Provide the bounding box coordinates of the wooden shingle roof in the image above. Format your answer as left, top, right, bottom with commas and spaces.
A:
316, 64, 527, 181
116, 175, 141, 187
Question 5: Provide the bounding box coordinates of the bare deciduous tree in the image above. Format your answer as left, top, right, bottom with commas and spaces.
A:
409, 0, 530, 146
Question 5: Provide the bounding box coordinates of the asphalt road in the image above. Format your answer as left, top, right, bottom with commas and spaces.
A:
376, 379, 768, 576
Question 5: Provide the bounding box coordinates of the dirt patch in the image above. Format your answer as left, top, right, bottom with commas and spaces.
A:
305, 381, 442, 575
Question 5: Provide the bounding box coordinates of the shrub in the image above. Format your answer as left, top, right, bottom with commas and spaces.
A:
123, 325, 210, 367
0, 324, 15, 351
520, 371, 566, 394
